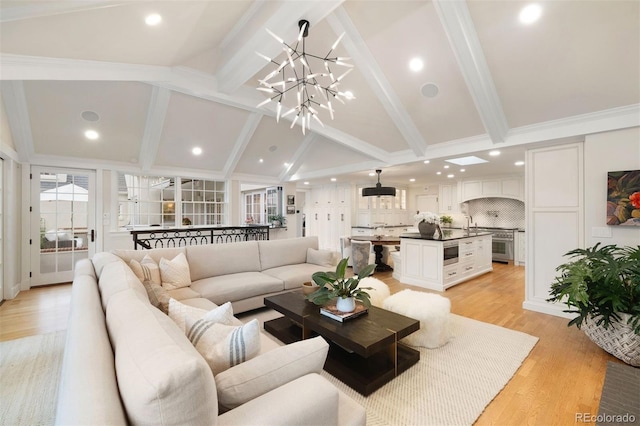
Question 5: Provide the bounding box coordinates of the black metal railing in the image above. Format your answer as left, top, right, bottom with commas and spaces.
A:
130, 225, 270, 249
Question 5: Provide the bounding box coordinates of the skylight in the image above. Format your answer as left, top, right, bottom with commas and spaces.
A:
445, 156, 488, 166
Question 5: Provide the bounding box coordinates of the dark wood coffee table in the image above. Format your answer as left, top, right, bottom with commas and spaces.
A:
264, 291, 420, 396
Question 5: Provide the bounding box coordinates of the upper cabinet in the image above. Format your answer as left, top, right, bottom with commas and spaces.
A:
438, 184, 460, 213
460, 176, 523, 202
356, 187, 409, 226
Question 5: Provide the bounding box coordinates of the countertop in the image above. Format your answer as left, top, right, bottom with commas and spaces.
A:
400, 230, 492, 242
351, 225, 411, 229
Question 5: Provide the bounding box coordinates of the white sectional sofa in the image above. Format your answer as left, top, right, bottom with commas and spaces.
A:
112, 236, 333, 313
55, 236, 365, 425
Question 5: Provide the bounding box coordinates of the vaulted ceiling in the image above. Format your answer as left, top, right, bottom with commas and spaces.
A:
1, 0, 639, 188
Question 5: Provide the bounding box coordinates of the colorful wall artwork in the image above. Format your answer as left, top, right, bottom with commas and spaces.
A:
607, 170, 640, 226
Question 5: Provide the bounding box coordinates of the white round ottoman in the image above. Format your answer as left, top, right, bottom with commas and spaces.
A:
358, 277, 390, 308
383, 289, 451, 348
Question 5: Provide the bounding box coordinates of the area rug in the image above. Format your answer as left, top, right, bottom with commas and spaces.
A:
597, 361, 640, 425
0, 331, 66, 426
241, 308, 539, 426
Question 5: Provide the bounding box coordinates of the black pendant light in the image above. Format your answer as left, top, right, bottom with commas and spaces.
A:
362, 169, 396, 197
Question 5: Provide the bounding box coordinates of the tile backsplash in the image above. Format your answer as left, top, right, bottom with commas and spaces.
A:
467, 197, 525, 229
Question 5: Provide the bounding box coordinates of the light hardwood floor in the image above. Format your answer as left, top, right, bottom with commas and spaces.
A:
0, 263, 616, 425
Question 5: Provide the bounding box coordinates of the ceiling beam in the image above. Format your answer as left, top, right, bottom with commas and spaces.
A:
433, 0, 509, 144
139, 87, 171, 173
0, 81, 34, 163
0, 1, 124, 23
216, 1, 344, 94
0, 54, 172, 81
279, 134, 316, 182
327, 8, 428, 157
223, 113, 263, 179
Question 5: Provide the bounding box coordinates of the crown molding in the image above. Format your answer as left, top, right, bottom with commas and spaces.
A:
0, 1, 123, 23
290, 159, 382, 182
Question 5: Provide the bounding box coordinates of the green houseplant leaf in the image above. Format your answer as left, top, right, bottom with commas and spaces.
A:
306, 257, 375, 308
547, 243, 640, 334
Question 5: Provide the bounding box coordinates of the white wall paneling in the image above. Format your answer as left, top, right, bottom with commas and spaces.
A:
524, 142, 584, 317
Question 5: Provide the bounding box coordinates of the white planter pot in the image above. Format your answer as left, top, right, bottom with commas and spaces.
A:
336, 297, 356, 313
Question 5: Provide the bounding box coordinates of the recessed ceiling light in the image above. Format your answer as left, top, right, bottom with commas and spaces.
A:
145, 13, 162, 26
84, 130, 99, 140
344, 91, 355, 100
369, 172, 376, 176
284, 162, 289, 167
192, 147, 202, 156
515, 161, 525, 166
436, 171, 442, 175
330, 178, 337, 182
519, 4, 542, 24
409, 57, 424, 72
423, 160, 430, 164
446, 156, 488, 165
303, 181, 309, 185
447, 174, 454, 178
259, 158, 264, 163
460, 169, 466, 172
443, 165, 450, 169
489, 150, 501, 156
409, 178, 416, 182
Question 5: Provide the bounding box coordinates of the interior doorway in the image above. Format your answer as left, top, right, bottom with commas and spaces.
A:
30, 167, 96, 286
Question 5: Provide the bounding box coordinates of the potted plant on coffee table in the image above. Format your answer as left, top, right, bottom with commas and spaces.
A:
306, 258, 376, 313
547, 243, 640, 366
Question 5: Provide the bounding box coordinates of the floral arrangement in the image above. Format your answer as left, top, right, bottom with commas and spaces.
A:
414, 211, 440, 224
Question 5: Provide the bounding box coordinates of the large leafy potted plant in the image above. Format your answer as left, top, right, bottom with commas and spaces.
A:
547, 243, 640, 366
306, 258, 376, 313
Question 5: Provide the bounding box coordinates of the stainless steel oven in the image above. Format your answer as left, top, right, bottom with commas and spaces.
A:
443, 241, 459, 266
477, 228, 515, 263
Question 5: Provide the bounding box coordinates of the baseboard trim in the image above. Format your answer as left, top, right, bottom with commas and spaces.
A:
523, 300, 574, 319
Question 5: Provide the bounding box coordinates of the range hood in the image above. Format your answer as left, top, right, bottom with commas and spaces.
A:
362, 170, 396, 197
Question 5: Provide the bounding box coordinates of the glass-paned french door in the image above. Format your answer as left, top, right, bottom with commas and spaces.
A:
30, 167, 96, 286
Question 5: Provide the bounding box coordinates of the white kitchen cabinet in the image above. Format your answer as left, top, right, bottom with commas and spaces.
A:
400, 235, 493, 291
356, 186, 408, 227
439, 184, 459, 213
307, 184, 352, 252
460, 176, 523, 202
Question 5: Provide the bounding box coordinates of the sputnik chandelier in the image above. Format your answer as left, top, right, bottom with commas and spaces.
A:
256, 20, 355, 134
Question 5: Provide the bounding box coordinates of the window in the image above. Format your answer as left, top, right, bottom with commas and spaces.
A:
243, 190, 265, 224
117, 173, 227, 229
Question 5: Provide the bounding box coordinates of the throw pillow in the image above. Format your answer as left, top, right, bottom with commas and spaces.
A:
168, 298, 235, 332
159, 252, 192, 290
130, 257, 169, 313
215, 336, 329, 409
307, 248, 335, 267
185, 317, 260, 375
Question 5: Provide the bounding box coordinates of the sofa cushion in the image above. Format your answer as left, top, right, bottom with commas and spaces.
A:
262, 264, 324, 290
190, 272, 283, 306
98, 261, 149, 311
215, 336, 329, 409
258, 237, 319, 271
106, 289, 218, 425
129, 256, 161, 285
91, 251, 123, 279
143, 281, 171, 314
168, 298, 236, 332
159, 253, 192, 290
186, 317, 261, 375
307, 248, 336, 267
167, 287, 201, 300
186, 241, 261, 281
112, 247, 186, 267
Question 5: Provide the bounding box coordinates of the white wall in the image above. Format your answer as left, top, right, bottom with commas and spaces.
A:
584, 127, 640, 247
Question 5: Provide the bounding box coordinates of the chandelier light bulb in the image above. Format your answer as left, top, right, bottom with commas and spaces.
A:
256, 20, 354, 134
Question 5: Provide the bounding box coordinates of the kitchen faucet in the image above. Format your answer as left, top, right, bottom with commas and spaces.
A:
466, 215, 473, 230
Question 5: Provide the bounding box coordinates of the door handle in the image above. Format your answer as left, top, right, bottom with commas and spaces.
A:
91, 229, 96, 242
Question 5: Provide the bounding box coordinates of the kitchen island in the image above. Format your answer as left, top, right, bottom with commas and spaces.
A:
399, 230, 493, 291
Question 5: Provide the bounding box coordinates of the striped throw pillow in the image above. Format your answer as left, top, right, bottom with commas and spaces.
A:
185, 318, 260, 375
